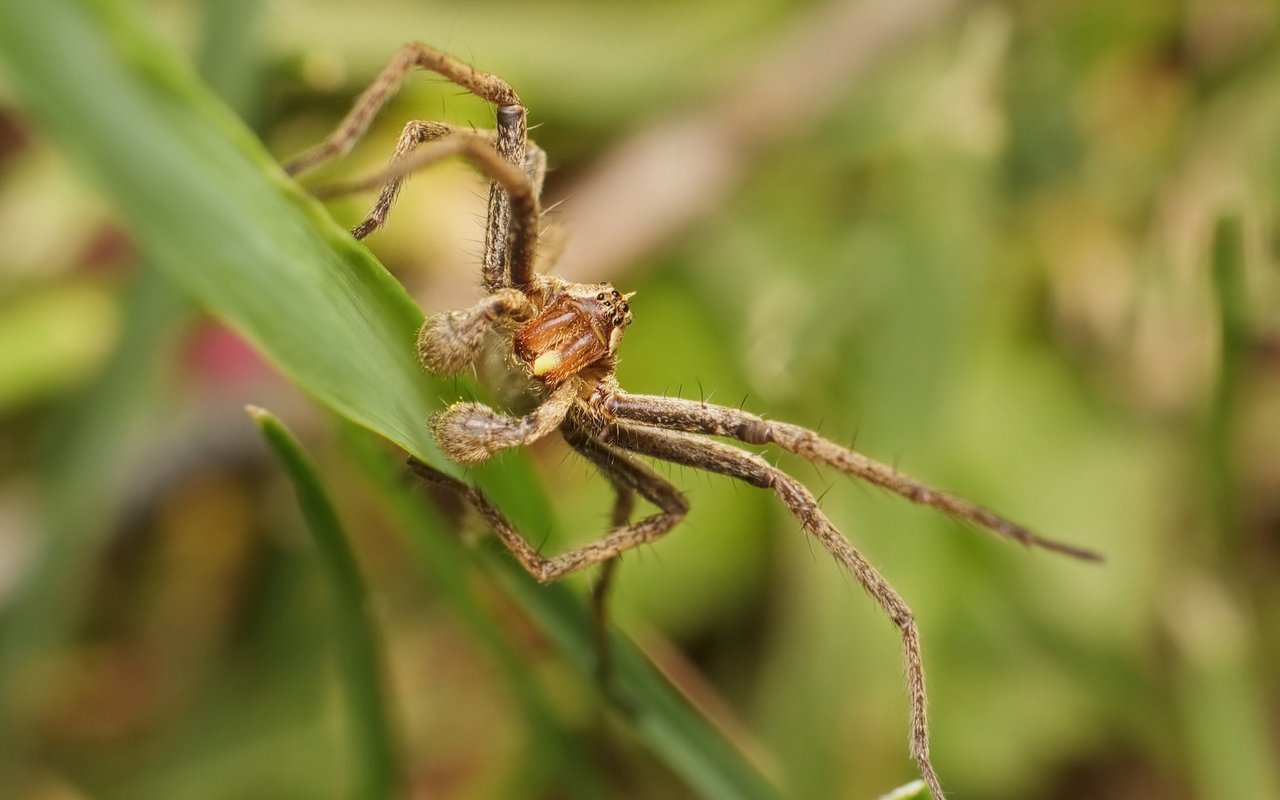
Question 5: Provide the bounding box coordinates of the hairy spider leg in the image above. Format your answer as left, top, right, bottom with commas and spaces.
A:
314, 135, 542, 295
603, 391, 1103, 561
282, 42, 532, 290
405, 437, 688, 584
282, 42, 521, 177
345, 123, 498, 240
563, 426, 641, 681
485, 104, 531, 291
589, 416, 945, 800
312, 123, 547, 283
590, 551, 622, 680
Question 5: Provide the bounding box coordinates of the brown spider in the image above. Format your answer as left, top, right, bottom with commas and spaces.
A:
284, 43, 1102, 800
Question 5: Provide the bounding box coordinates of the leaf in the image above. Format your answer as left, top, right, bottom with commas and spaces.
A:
250, 407, 400, 800
0, 0, 434, 459
349, 423, 782, 799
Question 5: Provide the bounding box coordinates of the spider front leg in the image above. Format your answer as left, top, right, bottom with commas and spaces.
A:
350, 120, 459, 239
322, 121, 547, 242
283, 42, 532, 289
313, 135, 543, 292
282, 42, 521, 178
406, 423, 687, 585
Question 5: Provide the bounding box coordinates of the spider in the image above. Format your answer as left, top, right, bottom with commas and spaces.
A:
284, 43, 1102, 800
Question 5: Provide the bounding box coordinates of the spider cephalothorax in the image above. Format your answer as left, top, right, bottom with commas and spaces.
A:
285, 43, 1101, 800
512, 281, 633, 385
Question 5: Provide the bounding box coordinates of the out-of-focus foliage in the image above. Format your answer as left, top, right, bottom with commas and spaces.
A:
1, 0, 1278, 798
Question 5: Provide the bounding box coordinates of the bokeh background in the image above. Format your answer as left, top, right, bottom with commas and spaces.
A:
2, 0, 1279, 798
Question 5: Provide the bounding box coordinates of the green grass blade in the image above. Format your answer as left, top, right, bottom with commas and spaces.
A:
1175, 215, 1280, 800
0, 0, 435, 459
250, 407, 399, 800
354, 429, 782, 800
1207, 214, 1246, 550
478, 543, 783, 800
341, 424, 613, 799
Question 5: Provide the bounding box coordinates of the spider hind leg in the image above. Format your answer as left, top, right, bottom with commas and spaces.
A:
595, 418, 947, 800
406, 428, 687, 585
562, 425, 650, 682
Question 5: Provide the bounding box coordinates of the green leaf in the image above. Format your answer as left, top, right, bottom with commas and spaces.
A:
346, 423, 782, 799
0, 0, 434, 459
250, 407, 400, 800
339, 422, 613, 799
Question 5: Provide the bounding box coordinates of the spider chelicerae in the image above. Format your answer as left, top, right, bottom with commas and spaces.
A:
284, 43, 1102, 799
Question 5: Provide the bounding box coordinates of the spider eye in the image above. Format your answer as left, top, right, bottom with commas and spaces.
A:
596, 292, 606, 301
612, 315, 623, 326
612, 289, 621, 298
621, 303, 629, 313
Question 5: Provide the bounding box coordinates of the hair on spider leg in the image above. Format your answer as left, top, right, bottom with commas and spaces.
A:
291, 43, 1100, 800
848, 425, 861, 451
541, 196, 571, 217
799, 449, 828, 484
533, 526, 555, 559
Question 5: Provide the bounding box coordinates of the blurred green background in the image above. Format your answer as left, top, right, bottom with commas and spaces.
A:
1, 0, 1278, 798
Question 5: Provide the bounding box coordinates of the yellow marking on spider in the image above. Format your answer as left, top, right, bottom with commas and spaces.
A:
532, 351, 562, 376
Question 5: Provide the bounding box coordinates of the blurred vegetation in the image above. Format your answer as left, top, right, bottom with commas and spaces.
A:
1, 0, 1278, 799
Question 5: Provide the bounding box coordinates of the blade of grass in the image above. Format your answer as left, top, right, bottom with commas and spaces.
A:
249, 407, 399, 800
348, 423, 781, 799
1172, 216, 1280, 800
0, 1, 784, 797
1207, 214, 1246, 557
0, 0, 434, 457
483, 550, 781, 800
340, 422, 612, 799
